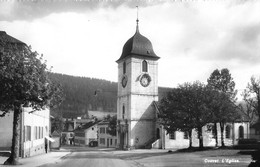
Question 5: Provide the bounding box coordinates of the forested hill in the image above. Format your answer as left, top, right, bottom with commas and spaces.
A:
49, 73, 172, 118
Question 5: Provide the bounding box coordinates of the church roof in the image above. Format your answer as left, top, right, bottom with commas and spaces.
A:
116, 21, 160, 63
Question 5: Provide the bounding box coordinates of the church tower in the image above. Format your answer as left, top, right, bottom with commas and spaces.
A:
116, 16, 160, 149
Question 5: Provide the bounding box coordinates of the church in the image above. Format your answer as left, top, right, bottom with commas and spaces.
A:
115, 18, 250, 150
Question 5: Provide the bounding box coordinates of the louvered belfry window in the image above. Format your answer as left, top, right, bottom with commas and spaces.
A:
142, 60, 148, 72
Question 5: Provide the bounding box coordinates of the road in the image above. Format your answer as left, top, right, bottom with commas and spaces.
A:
39, 150, 136, 167
39, 147, 252, 167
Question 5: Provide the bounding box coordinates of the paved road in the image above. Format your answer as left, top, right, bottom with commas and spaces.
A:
39, 147, 252, 167
39, 151, 135, 167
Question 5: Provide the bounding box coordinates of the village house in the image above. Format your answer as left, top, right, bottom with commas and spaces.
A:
0, 107, 51, 157
97, 121, 117, 148
74, 121, 99, 146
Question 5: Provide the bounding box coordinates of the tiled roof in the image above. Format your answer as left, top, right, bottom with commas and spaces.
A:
74, 121, 100, 131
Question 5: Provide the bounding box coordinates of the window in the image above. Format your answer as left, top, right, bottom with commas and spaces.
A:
239, 126, 244, 139
122, 105, 125, 120
100, 127, 105, 134
183, 131, 189, 139
225, 125, 231, 139
142, 60, 148, 72
25, 126, 31, 141
100, 138, 105, 145
92, 127, 94, 130
123, 62, 126, 74
110, 139, 113, 145
34, 126, 37, 140
38, 127, 41, 139
212, 124, 217, 139
41, 127, 43, 139
169, 132, 175, 140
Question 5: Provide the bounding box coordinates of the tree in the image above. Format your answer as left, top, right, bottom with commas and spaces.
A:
207, 68, 238, 147
104, 114, 117, 136
159, 87, 195, 148
0, 39, 63, 165
242, 76, 260, 123
159, 81, 213, 149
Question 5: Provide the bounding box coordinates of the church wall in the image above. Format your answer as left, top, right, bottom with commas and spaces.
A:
163, 123, 249, 149
130, 120, 156, 148
130, 58, 158, 95
130, 95, 157, 120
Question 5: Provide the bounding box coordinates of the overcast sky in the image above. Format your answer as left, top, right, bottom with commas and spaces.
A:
1, 0, 259, 98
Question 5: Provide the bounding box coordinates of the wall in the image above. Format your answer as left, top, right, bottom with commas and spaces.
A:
22, 107, 50, 157
0, 112, 13, 149
85, 125, 98, 145
163, 122, 250, 149
0, 107, 50, 157
98, 123, 117, 148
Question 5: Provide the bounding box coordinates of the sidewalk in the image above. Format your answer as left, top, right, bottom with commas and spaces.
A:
0, 151, 70, 167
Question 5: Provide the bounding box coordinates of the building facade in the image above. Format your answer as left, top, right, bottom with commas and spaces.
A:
74, 121, 99, 146
116, 19, 160, 149
0, 107, 51, 157
116, 19, 250, 150
97, 121, 117, 148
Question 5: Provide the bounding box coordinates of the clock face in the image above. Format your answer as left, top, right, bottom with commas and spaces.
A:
121, 75, 128, 88
140, 74, 151, 87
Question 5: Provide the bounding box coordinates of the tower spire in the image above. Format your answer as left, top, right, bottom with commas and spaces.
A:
136, 6, 139, 33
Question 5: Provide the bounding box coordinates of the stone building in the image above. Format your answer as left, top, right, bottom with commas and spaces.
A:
116, 19, 250, 150
116, 19, 160, 149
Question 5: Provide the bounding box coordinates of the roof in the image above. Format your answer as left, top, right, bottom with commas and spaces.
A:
97, 121, 109, 126
88, 110, 116, 119
74, 120, 100, 131
0, 31, 26, 46
116, 23, 160, 63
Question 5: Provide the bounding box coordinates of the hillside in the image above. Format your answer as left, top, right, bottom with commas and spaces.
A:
49, 73, 172, 118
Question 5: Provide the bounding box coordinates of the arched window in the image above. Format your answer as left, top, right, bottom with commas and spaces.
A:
123, 62, 126, 74
225, 125, 231, 139
157, 128, 160, 139
184, 131, 189, 139
239, 126, 244, 139
142, 60, 148, 72
122, 105, 125, 120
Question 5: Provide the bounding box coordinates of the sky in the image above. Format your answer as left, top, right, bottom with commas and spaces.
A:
0, 0, 260, 99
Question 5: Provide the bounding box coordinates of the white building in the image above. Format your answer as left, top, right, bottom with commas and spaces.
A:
116, 18, 250, 150
0, 107, 51, 157
97, 121, 117, 148
74, 121, 99, 146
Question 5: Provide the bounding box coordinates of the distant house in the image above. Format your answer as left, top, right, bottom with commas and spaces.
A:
88, 110, 116, 120
97, 121, 117, 148
74, 121, 100, 146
